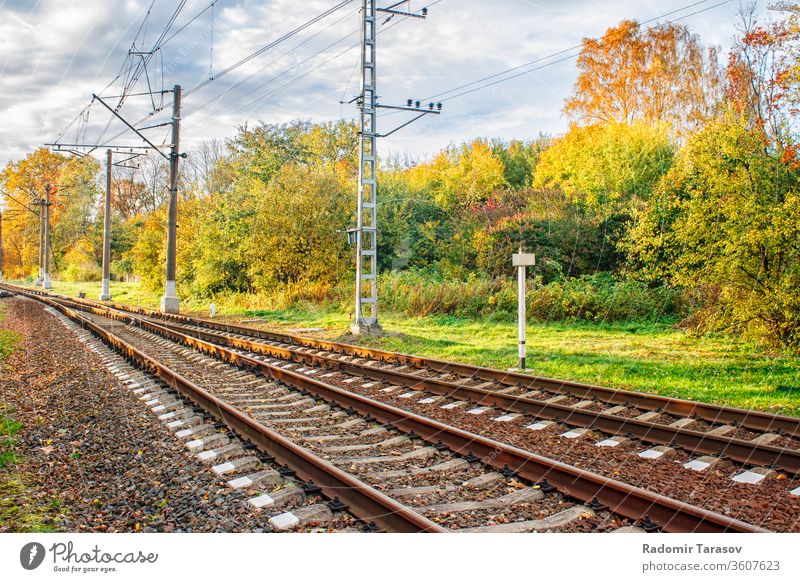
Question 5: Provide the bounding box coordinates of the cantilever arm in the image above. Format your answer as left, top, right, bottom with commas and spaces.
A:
92, 95, 170, 159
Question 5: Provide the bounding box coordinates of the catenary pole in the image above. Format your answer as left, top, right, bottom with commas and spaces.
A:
43, 184, 52, 289
160, 84, 182, 314
36, 198, 44, 285
0, 210, 4, 281
350, 1, 434, 335
352, 0, 380, 335
100, 149, 113, 301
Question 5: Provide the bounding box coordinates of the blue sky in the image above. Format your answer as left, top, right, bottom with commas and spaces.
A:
0, 0, 769, 166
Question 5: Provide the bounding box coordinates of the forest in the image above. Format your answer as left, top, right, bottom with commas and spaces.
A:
2, 7, 800, 350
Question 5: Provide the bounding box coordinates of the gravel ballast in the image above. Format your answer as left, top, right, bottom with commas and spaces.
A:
0, 296, 279, 532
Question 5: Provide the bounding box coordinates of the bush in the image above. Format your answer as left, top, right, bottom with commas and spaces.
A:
375, 270, 686, 322
527, 272, 686, 322
61, 240, 101, 282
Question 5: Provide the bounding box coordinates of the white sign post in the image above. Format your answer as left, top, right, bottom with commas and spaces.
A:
512, 251, 535, 370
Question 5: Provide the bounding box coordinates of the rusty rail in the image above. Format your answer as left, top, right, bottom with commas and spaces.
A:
20, 284, 800, 438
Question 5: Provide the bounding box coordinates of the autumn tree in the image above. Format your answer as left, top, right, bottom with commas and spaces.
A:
565, 20, 722, 133
777, 2, 800, 114
184, 139, 231, 198
111, 174, 157, 220
136, 153, 170, 212
533, 121, 675, 215
623, 115, 800, 347
0, 148, 98, 279
405, 140, 507, 211
725, 3, 800, 152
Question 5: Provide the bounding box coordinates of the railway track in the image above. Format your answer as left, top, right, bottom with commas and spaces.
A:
4, 283, 790, 532
41, 288, 800, 433
19, 288, 800, 479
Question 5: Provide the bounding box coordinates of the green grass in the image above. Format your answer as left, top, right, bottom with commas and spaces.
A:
0, 408, 22, 470
19, 279, 163, 309
0, 325, 16, 367
0, 302, 21, 470
15, 279, 800, 417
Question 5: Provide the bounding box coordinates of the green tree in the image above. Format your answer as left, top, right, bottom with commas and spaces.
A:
249, 164, 351, 289
623, 114, 800, 347
533, 121, 675, 215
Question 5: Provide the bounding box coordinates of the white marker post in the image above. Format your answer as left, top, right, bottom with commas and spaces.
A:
512, 250, 535, 370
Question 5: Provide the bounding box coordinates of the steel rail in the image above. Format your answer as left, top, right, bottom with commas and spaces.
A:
22, 285, 800, 438
11, 287, 767, 533
34, 293, 444, 533
39, 293, 800, 475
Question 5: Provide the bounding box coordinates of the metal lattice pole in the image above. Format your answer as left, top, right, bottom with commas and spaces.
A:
348, 2, 436, 335
352, 0, 381, 335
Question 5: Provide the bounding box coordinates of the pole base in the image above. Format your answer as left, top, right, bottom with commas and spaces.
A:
160, 295, 180, 314
98, 294, 112, 301
350, 320, 383, 336
42, 277, 52, 290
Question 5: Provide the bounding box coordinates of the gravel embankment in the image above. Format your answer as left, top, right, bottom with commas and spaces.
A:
0, 296, 275, 532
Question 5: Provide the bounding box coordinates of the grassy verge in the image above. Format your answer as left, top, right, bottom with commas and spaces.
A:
17, 279, 800, 417
0, 301, 62, 532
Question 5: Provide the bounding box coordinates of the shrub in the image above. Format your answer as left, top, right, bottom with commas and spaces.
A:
375, 270, 686, 322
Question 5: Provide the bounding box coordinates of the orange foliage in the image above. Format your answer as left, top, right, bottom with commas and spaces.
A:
565, 20, 721, 133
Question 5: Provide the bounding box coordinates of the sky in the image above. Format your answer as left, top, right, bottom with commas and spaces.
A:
0, 0, 770, 167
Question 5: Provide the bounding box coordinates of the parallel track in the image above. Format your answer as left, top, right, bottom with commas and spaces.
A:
30, 287, 800, 434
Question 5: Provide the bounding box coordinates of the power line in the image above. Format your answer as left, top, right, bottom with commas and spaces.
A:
53, 0, 185, 148
191, 0, 445, 132
190, 23, 361, 129
72, 1, 440, 153
161, 0, 221, 47
424, 0, 733, 103
186, 4, 360, 124
105, 0, 358, 147
184, 0, 355, 98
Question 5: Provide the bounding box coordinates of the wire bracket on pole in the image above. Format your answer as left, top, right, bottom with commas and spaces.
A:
91, 94, 170, 159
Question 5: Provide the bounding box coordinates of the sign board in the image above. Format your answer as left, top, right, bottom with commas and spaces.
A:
512, 252, 536, 267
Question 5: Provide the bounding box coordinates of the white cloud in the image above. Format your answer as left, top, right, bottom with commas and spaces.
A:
0, 0, 756, 166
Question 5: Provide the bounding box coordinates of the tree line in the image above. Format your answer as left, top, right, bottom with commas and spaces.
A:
2, 4, 799, 348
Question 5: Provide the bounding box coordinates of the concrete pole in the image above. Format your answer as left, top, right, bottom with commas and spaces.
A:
512, 250, 535, 370
160, 84, 181, 314
36, 199, 44, 285
99, 149, 113, 301
42, 184, 52, 289
0, 210, 4, 281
